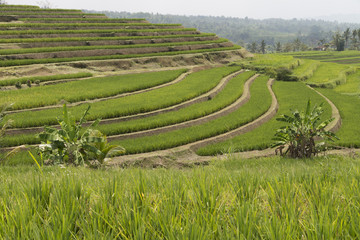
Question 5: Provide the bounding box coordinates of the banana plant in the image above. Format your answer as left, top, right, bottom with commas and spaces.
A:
38, 104, 124, 166
272, 100, 338, 158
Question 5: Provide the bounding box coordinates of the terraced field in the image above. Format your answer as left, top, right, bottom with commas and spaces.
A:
1, 4, 359, 165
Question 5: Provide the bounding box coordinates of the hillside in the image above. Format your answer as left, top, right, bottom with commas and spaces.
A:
86, 10, 360, 47
0, 4, 247, 79
0, 4, 359, 167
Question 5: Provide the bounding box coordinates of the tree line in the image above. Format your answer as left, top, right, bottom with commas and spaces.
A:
84, 10, 360, 53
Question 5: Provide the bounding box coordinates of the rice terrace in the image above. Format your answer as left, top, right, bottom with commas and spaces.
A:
1, 2, 360, 239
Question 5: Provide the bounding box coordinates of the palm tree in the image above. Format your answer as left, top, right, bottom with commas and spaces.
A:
260, 40, 266, 54
343, 28, 351, 48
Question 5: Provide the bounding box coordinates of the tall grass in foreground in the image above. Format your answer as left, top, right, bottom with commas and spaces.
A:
1, 156, 360, 238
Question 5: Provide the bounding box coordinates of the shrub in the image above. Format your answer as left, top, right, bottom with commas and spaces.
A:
15, 81, 21, 89
276, 67, 298, 81
38, 104, 124, 166
272, 100, 337, 158
26, 80, 31, 88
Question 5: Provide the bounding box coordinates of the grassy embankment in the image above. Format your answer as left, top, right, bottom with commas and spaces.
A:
197, 80, 332, 155
0, 69, 186, 110
0, 156, 360, 238
4, 66, 241, 128
2, 71, 254, 147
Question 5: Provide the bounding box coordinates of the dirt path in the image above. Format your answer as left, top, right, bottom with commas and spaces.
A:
307, 85, 342, 132
108, 78, 278, 166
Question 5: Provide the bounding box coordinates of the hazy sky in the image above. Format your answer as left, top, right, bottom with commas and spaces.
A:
6, 0, 360, 19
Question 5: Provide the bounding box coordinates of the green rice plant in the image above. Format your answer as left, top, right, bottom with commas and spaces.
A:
237, 54, 300, 70
0, 39, 228, 55
5, 66, 241, 128
0, 28, 197, 35
0, 33, 215, 43
1, 71, 254, 147
0, 12, 104, 16
289, 50, 360, 60
0, 23, 181, 28
1, 69, 186, 110
19, 17, 146, 22
333, 69, 360, 94
0, 8, 82, 12
305, 62, 353, 88
37, 104, 124, 166
0, 46, 241, 67
2, 155, 360, 238
0, 5, 40, 8
196, 81, 332, 155
0, 72, 92, 87
317, 88, 360, 148
291, 59, 320, 81
109, 75, 271, 154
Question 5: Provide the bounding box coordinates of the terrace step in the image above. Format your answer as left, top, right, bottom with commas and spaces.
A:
107, 77, 277, 162
8, 36, 218, 48
5, 68, 242, 136
107, 73, 258, 141
1, 42, 233, 61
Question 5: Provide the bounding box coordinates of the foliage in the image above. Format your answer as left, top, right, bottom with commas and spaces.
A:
96, 10, 360, 48
110, 76, 271, 155
0, 72, 92, 87
272, 100, 337, 158
1, 69, 185, 110
38, 104, 124, 166
196, 81, 332, 156
2, 156, 360, 238
276, 67, 297, 81
1, 71, 254, 147
6, 66, 241, 128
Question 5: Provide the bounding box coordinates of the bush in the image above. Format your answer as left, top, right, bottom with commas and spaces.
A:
15, 81, 21, 89
276, 67, 298, 81
272, 100, 337, 158
38, 104, 124, 166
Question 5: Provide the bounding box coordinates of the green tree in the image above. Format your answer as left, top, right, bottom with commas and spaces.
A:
272, 100, 338, 158
260, 40, 266, 54
343, 27, 351, 48
332, 32, 345, 51
275, 42, 282, 52
293, 38, 302, 51
249, 42, 257, 53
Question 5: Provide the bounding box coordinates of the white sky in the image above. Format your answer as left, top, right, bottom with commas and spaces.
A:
5, 0, 360, 19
